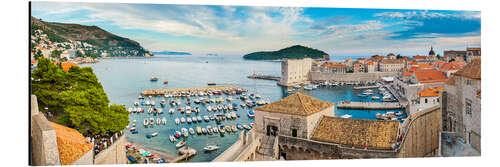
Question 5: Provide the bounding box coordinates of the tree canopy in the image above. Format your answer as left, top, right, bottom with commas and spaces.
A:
31, 57, 128, 136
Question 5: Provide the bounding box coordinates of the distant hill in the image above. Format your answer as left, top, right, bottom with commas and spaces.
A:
30, 16, 152, 57
243, 45, 329, 60
153, 51, 191, 55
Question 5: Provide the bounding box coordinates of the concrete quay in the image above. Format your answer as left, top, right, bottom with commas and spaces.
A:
337, 101, 404, 109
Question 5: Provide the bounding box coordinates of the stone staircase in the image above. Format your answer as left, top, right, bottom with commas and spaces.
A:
255, 135, 277, 161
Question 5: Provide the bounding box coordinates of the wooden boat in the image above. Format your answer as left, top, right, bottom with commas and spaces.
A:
207, 83, 216, 86
163, 81, 168, 84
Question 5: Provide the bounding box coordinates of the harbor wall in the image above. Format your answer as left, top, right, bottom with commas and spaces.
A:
30, 95, 61, 166
337, 101, 404, 110
212, 130, 262, 162
94, 134, 127, 164
310, 71, 397, 82
278, 135, 397, 160
398, 105, 441, 158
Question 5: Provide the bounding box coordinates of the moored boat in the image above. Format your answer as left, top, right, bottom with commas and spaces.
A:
203, 145, 219, 151
176, 141, 186, 148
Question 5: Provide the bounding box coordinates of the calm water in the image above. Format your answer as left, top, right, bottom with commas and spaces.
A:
82, 55, 403, 162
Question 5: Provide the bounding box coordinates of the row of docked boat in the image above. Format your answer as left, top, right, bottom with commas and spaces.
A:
168, 123, 254, 142
143, 87, 249, 99
143, 117, 168, 126
174, 111, 241, 125
375, 111, 404, 120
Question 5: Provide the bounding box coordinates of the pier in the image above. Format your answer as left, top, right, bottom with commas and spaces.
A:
141, 85, 242, 96
337, 101, 404, 109
247, 74, 280, 81
168, 146, 197, 163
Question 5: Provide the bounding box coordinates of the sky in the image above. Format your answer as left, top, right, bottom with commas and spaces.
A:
31, 2, 481, 57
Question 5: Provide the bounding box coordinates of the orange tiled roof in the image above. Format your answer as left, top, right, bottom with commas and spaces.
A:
454, 59, 481, 79
413, 55, 427, 59
49, 122, 93, 165
408, 62, 418, 65
380, 59, 403, 64
414, 69, 448, 84
402, 71, 413, 77
61, 62, 78, 72
255, 93, 334, 116
31, 60, 38, 64
409, 66, 420, 72
418, 87, 444, 97
311, 116, 399, 150
418, 64, 434, 69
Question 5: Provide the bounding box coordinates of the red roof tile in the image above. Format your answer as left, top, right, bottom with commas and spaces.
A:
414, 69, 448, 84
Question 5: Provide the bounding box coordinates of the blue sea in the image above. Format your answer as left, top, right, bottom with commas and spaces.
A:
81, 54, 404, 162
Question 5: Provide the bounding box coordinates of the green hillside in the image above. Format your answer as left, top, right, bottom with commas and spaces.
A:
243, 45, 329, 60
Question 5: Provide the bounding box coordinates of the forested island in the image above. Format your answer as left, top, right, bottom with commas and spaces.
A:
243, 45, 329, 60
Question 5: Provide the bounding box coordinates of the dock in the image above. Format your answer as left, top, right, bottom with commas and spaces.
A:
168, 146, 197, 163
247, 74, 280, 81
337, 101, 404, 109
141, 85, 241, 96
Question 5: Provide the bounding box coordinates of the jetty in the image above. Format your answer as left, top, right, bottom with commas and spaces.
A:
247, 74, 280, 81
141, 85, 241, 96
337, 101, 404, 109
169, 146, 197, 163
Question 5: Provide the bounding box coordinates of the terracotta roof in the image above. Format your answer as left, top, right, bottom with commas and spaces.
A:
445, 76, 456, 86
61, 62, 78, 72
380, 59, 403, 64
401, 71, 413, 77
311, 116, 399, 149
255, 93, 334, 116
408, 62, 418, 65
467, 48, 481, 51
440, 61, 465, 71
49, 122, 93, 165
31, 60, 38, 64
454, 59, 481, 79
418, 87, 444, 97
418, 64, 434, 69
414, 69, 448, 84
409, 66, 420, 72
413, 55, 427, 59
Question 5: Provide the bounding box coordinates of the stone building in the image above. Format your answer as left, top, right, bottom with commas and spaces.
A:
278, 58, 313, 86
378, 59, 405, 72
466, 48, 481, 63
442, 59, 481, 152
253, 93, 335, 139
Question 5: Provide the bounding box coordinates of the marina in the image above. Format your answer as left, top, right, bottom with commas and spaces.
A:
337, 101, 404, 109
82, 55, 406, 162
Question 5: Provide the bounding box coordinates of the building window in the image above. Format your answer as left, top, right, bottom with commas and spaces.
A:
466, 100, 472, 116
425, 98, 428, 103
467, 80, 471, 85
292, 129, 297, 137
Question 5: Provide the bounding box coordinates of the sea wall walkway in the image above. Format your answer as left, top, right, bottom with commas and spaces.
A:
141, 85, 239, 96
337, 101, 404, 109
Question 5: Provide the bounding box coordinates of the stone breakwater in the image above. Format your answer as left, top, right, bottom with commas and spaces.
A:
140, 85, 244, 96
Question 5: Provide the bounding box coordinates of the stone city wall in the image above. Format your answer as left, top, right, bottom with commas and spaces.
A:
310, 71, 397, 82
398, 105, 441, 158
30, 95, 61, 166
278, 135, 397, 160
213, 130, 262, 162
94, 134, 127, 164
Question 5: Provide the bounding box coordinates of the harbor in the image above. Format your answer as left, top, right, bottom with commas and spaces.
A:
81, 55, 406, 162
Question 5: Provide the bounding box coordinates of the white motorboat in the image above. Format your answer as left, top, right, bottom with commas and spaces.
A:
128, 108, 133, 113
180, 117, 186, 123
187, 117, 192, 124
213, 127, 219, 133
243, 124, 251, 130
156, 118, 161, 125
204, 115, 210, 122
201, 128, 207, 134
293, 85, 301, 89
149, 118, 154, 125
152, 132, 159, 137
341, 114, 352, 118
176, 141, 186, 148
169, 135, 177, 142
203, 145, 219, 151
169, 108, 174, 114
175, 117, 180, 125
151, 101, 156, 106
197, 116, 203, 122
162, 117, 167, 124
372, 96, 380, 100
157, 108, 163, 114
189, 128, 195, 135
134, 101, 139, 106
144, 119, 149, 126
